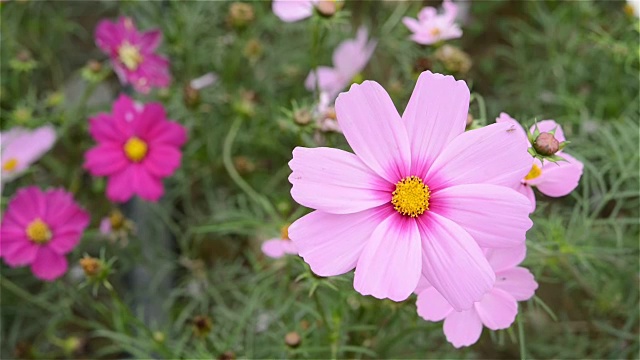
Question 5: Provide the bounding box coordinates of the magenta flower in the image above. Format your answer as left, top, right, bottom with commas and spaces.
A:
84, 95, 187, 203
1, 125, 56, 193
305, 27, 377, 100
95, 17, 170, 94
261, 225, 297, 259
497, 113, 584, 212
416, 245, 538, 348
288, 71, 534, 308
272, 0, 315, 22
403, 0, 462, 45
0, 187, 89, 281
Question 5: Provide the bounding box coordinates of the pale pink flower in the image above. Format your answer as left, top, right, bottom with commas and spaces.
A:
272, 0, 315, 22
0, 187, 90, 281
416, 245, 538, 348
305, 27, 377, 100
95, 17, 171, 94
288, 71, 533, 308
403, 0, 462, 45
315, 92, 341, 133
1, 125, 56, 192
497, 113, 584, 212
262, 225, 297, 258
84, 95, 187, 203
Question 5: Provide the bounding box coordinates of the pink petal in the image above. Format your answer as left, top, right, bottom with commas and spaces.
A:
106, 166, 136, 203
95, 19, 120, 53
531, 152, 583, 197
443, 309, 483, 348
289, 147, 392, 214
516, 182, 537, 213
305, 67, 343, 98
99, 218, 112, 234
474, 288, 518, 330
140, 29, 162, 51
496, 112, 530, 148
48, 231, 82, 255
402, 17, 422, 34
272, 0, 314, 22
332, 27, 376, 81
44, 189, 90, 233
530, 120, 565, 142
485, 244, 527, 273
426, 122, 533, 191
495, 267, 538, 301
134, 102, 166, 136
89, 113, 124, 143
414, 275, 432, 294
354, 215, 421, 302
261, 239, 297, 258
335, 81, 411, 183
7, 187, 46, 222
133, 167, 164, 202
430, 184, 533, 248
418, 212, 495, 311
84, 143, 129, 176
289, 206, 393, 277
416, 286, 454, 322
31, 247, 68, 281
143, 145, 182, 178
3, 240, 39, 267
146, 121, 187, 147
403, 71, 469, 177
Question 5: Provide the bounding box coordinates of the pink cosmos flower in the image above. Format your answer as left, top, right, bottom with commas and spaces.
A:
416, 245, 538, 348
315, 92, 341, 133
305, 27, 377, 100
1, 125, 56, 194
95, 17, 171, 94
0, 187, 89, 281
497, 113, 584, 212
272, 0, 316, 22
84, 94, 187, 203
403, 0, 463, 45
288, 71, 534, 309
261, 225, 298, 258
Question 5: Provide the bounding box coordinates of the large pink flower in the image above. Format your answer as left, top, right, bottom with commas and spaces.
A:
84, 95, 187, 203
305, 27, 377, 100
416, 245, 538, 348
288, 71, 533, 309
0, 187, 90, 281
497, 113, 584, 212
95, 17, 171, 94
1, 125, 56, 193
403, 0, 462, 45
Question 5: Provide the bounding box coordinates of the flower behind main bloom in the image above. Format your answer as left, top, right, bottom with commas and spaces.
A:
83, 95, 187, 203
403, 0, 462, 45
288, 71, 534, 309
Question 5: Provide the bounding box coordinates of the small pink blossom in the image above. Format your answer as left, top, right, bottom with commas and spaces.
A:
416, 245, 538, 348
288, 71, 533, 308
403, 0, 462, 45
305, 27, 377, 100
272, 0, 315, 22
497, 113, 584, 212
315, 92, 341, 133
262, 225, 297, 258
84, 94, 187, 203
95, 17, 171, 94
1, 125, 56, 192
0, 187, 90, 281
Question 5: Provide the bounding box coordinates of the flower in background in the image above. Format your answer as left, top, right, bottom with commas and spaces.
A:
403, 0, 462, 45
84, 94, 187, 203
314, 92, 341, 132
625, 0, 640, 17
95, 17, 170, 94
305, 27, 377, 100
261, 225, 297, 258
416, 245, 538, 348
0, 187, 90, 281
1, 125, 56, 193
497, 113, 583, 212
99, 209, 135, 245
273, 0, 340, 22
289, 71, 533, 307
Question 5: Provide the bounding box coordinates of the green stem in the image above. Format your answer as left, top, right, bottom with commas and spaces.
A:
0, 275, 55, 312
222, 117, 279, 219
517, 314, 527, 360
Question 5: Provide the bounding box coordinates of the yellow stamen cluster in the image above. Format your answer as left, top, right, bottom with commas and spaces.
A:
392, 176, 431, 218
26, 218, 52, 244
280, 224, 290, 241
124, 137, 148, 162
524, 164, 542, 181
3, 158, 18, 172
430, 27, 442, 37
118, 42, 143, 70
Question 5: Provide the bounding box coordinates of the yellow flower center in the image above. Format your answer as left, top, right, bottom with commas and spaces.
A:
280, 224, 290, 240
124, 137, 148, 162
624, 3, 636, 16
430, 27, 441, 37
391, 176, 431, 218
524, 164, 542, 181
118, 42, 143, 70
109, 210, 125, 230
3, 158, 18, 172
26, 218, 52, 244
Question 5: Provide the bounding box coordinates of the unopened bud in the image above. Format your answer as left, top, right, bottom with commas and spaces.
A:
79, 256, 101, 277
316, 0, 338, 17
228, 2, 254, 28
233, 156, 256, 174
218, 351, 236, 360
533, 132, 560, 156
293, 109, 312, 125
192, 315, 213, 337
284, 331, 301, 348
183, 84, 200, 109
87, 60, 102, 73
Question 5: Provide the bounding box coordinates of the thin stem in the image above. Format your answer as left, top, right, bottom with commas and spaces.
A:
517, 314, 527, 360
0, 275, 55, 312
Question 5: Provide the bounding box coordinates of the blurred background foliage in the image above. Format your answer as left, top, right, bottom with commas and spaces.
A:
0, 0, 638, 359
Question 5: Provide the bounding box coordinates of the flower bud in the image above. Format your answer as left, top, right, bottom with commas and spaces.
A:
87, 60, 102, 73
228, 2, 254, 28
284, 331, 301, 348
218, 351, 236, 360
434, 45, 472, 75
293, 109, 312, 126
79, 256, 102, 277
316, 0, 338, 17
533, 132, 560, 156
192, 315, 213, 337
234, 156, 256, 174
183, 84, 200, 109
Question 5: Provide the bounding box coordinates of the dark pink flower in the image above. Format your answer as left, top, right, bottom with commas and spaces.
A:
84, 95, 187, 203
0, 187, 90, 281
95, 17, 170, 94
